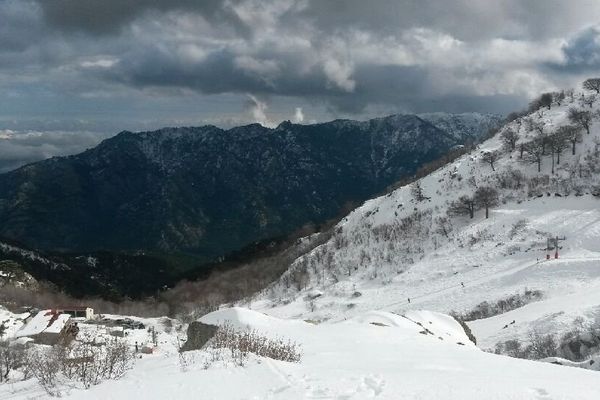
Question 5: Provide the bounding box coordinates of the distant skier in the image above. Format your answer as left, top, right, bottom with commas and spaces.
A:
135, 341, 139, 353
460, 282, 465, 288
407, 298, 411, 304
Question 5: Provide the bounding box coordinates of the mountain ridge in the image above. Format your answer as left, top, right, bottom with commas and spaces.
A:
0, 112, 501, 267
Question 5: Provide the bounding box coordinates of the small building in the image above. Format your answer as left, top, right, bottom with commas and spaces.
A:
15, 309, 76, 345
55, 306, 94, 320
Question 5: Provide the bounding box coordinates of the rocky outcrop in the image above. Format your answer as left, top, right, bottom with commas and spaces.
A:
180, 321, 218, 352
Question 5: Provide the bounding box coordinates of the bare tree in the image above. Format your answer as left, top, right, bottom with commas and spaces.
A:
557, 125, 583, 155
565, 89, 575, 102
448, 195, 477, 219
434, 216, 453, 238
0, 341, 26, 382
501, 128, 519, 151
568, 108, 593, 134
410, 181, 427, 202
548, 131, 568, 173
475, 187, 499, 219
583, 78, 600, 94
553, 91, 565, 106
528, 93, 553, 111
27, 346, 65, 396
481, 150, 501, 171
519, 143, 525, 159
495, 167, 526, 189
523, 117, 537, 133
579, 94, 597, 109
523, 139, 545, 172
527, 331, 558, 359
527, 121, 550, 155
540, 93, 553, 110
524, 119, 545, 136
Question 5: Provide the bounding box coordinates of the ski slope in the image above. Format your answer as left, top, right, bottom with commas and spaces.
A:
252, 196, 600, 351
252, 91, 600, 354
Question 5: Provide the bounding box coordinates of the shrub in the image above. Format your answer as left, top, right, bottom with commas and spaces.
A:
527, 331, 558, 359
26, 337, 134, 396
452, 290, 543, 321
508, 219, 529, 239
27, 346, 65, 396
494, 318, 600, 363
0, 341, 26, 382
203, 323, 302, 367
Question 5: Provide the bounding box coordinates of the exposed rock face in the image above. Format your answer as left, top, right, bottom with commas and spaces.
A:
181, 321, 218, 352
453, 317, 477, 345
0, 113, 500, 263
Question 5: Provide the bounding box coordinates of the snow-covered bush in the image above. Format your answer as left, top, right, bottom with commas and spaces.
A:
26, 337, 134, 396
494, 318, 600, 363
204, 323, 302, 367
493, 332, 557, 360
0, 341, 26, 382
26, 346, 65, 396
452, 289, 543, 321
508, 219, 529, 239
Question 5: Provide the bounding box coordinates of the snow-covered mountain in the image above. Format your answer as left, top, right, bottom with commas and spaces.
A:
252, 88, 600, 362
4, 90, 600, 399
0, 112, 499, 296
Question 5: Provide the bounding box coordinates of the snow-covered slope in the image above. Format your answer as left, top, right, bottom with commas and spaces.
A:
0, 306, 27, 338
4, 307, 599, 400
253, 90, 600, 355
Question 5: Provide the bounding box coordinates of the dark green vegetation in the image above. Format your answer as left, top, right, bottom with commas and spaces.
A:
0, 113, 500, 299
0, 239, 176, 299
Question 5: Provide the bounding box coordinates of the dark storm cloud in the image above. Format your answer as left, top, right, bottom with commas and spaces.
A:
98, 45, 350, 99
37, 0, 244, 35
298, 0, 597, 41
559, 26, 600, 71
20, 0, 600, 110
1, 0, 600, 171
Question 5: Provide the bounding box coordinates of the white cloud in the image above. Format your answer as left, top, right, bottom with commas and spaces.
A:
0, 129, 15, 139
322, 58, 355, 92
0, 130, 111, 172
247, 94, 275, 128
80, 58, 118, 68
293, 107, 304, 123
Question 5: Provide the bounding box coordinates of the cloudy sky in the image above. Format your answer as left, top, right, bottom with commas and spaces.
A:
1, 0, 600, 172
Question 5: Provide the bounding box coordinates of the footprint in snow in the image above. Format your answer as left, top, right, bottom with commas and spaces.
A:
364, 375, 385, 396
305, 386, 335, 399
531, 387, 552, 399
